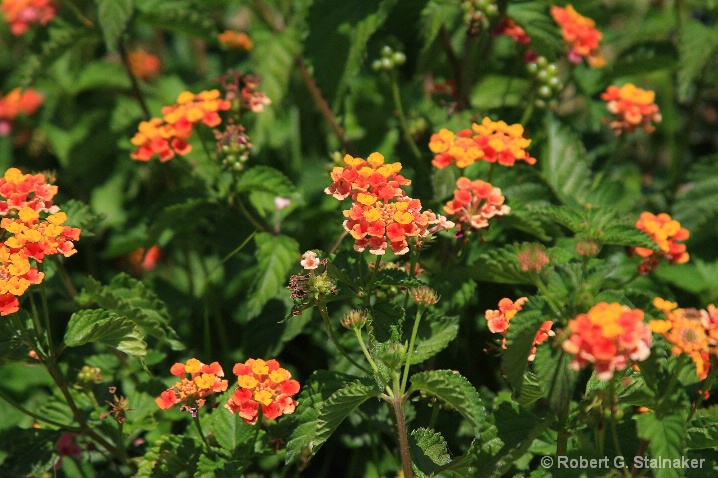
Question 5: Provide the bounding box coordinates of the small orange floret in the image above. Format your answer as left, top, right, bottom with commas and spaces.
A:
0, 0, 55, 36
484, 297, 552, 361
155, 358, 228, 413
443, 177, 509, 235
633, 212, 688, 274
550, 4, 604, 67
218, 30, 254, 51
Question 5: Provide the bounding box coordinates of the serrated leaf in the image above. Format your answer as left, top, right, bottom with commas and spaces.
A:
601, 224, 657, 249
374, 268, 422, 289
533, 345, 577, 416
469, 244, 535, 285
507, 1, 562, 57
471, 75, 531, 109
137, 1, 217, 39
312, 378, 379, 458
541, 116, 593, 205
0, 428, 60, 476
247, 233, 299, 318
236, 166, 297, 196
211, 410, 256, 453
96, 0, 133, 51
410, 427, 451, 478
502, 299, 547, 396
285, 371, 353, 464
687, 415, 718, 450
64, 309, 147, 357
531, 205, 587, 233
136, 435, 201, 477
410, 370, 485, 431
194, 455, 247, 478
420, 0, 458, 52
678, 20, 718, 101
77, 274, 183, 350
62, 199, 104, 238
410, 313, 459, 364
674, 155, 718, 230
636, 412, 686, 478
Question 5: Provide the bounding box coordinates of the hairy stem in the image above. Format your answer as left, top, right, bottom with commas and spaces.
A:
193, 413, 215, 458
119, 41, 152, 120
392, 379, 414, 478
400, 308, 423, 394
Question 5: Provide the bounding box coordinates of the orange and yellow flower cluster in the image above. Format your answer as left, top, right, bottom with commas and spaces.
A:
443, 177, 509, 235
601, 84, 662, 135
494, 18, 531, 45
226, 358, 300, 424
0, 88, 43, 137
0, 168, 80, 316
326, 153, 454, 255
130, 90, 231, 162
650, 298, 718, 380
634, 212, 689, 274
485, 297, 554, 361
218, 30, 254, 51
550, 4, 604, 67
562, 303, 652, 381
127, 49, 161, 82
0, 0, 55, 35
155, 358, 229, 414
429, 118, 536, 169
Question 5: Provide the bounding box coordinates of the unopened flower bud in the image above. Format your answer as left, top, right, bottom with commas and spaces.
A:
576, 239, 599, 257
411, 286, 439, 307
341, 310, 368, 330
517, 245, 549, 272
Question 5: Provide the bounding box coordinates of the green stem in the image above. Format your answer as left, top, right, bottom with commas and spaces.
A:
392, 377, 414, 478
118, 41, 151, 120
369, 254, 382, 293
689, 362, 717, 421
317, 301, 371, 374
657, 354, 687, 410
608, 377, 628, 476
354, 328, 380, 378
28, 293, 45, 349
400, 308, 423, 395
116, 421, 128, 464
193, 413, 215, 458
519, 95, 536, 126
402, 247, 419, 311
236, 196, 274, 234
428, 402, 440, 429
61, 0, 95, 28
0, 388, 80, 431
39, 264, 53, 356
390, 72, 424, 167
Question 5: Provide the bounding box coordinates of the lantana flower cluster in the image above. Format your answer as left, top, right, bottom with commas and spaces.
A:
226, 358, 300, 424
650, 298, 718, 381
288, 251, 337, 316
0, 0, 55, 35
633, 211, 689, 274
562, 302, 652, 381
550, 4, 605, 67
429, 118, 536, 169
443, 177, 509, 235
218, 30, 254, 51
325, 153, 454, 256
0, 168, 80, 316
0, 87, 43, 137
130, 90, 231, 162
155, 358, 229, 415
127, 49, 161, 82
601, 84, 662, 135
485, 297, 554, 361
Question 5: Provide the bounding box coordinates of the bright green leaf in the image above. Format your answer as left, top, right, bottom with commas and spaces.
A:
64, 309, 147, 357
410, 370, 485, 431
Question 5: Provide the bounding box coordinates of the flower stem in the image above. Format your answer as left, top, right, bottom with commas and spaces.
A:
392, 377, 414, 478
193, 413, 215, 458
317, 301, 371, 374
390, 72, 424, 169
38, 264, 53, 356
608, 377, 628, 476
354, 328, 380, 378
400, 308, 423, 394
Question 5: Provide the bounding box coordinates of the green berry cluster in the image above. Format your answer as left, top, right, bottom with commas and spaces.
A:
216, 124, 252, 173
371, 45, 406, 72
526, 56, 563, 109
461, 0, 498, 34
77, 365, 103, 385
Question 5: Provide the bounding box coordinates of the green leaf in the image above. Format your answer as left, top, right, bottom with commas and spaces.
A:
312, 378, 380, 458
530, 205, 587, 233
420, 0, 459, 53
136, 1, 217, 39
410, 370, 485, 431
636, 412, 686, 478
410, 313, 459, 364
471, 75, 531, 109
62, 199, 105, 238
285, 371, 376, 464
285, 370, 354, 464
540, 116, 593, 205
194, 455, 247, 478
674, 155, 718, 231
73, 61, 131, 93
469, 244, 535, 286
502, 299, 547, 397
374, 268, 422, 289
687, 415, 718, 450
77, 274, 183, 350
507, 1, 562, 57
247, 233, 299, 318
96, 0, 134, 51
64, 309, 147, 357
533, 344, 577, 416
410, 427, 451, 478
601, 224, 656, 249
136, 435, 201, 477
0, 428, 60, 476
236, 166, 297, 196
678, 20, 718, 101
211, 410, 256, 454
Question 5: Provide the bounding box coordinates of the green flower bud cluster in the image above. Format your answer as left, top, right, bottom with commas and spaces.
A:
77, 365, 103, 385
215, 124, 252, 173
371, 45, 406, 72
461, 0, 498, 34
526, 56, 563, 109
341, 309, 368, 330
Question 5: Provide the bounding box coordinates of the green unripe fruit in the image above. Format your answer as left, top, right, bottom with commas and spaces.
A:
535, 99, 546, 108
546, 64, 558, 75
371, 60, 382, 72
381, 45, 393, 58
538, 85, 552, 98
526, 62, 539, 74
486, 3, 498, 15
392, 52, 406, 66
381, 58, 393, 70
537, 70, 549, 82
536, 56, 548, 68
548, 77, 561, 88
